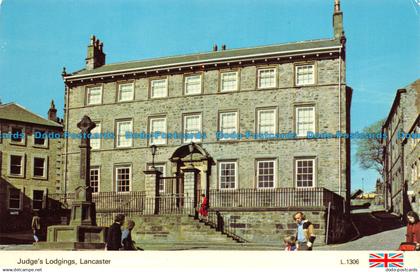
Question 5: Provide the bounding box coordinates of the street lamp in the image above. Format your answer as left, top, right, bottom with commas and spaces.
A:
150, 144, 157, 169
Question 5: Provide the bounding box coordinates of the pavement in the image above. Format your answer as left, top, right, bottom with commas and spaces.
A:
0, 210, 408, 251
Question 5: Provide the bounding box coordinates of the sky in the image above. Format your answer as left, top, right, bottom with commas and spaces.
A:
0, 0, 419, 192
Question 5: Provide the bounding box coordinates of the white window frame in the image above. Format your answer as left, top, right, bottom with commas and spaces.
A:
86, 86, 102, 105
218, 161, 238, 190
257, 68, 277, 89
296, 106, 315, 137
295, 158, 316, 188
9, 154, 24, 176
256, 108, 277, 134
8, 188, 22, 210
295, 64, 315, 86
256, 159, 276, 189
115, 165, 132, 193
116, 119, 133, 148
90, 122, 101, 150
149, 117, 167, 145
118, 82, 134, 102
183, 113, 202, 143
32, 156, 47, 179
184, 75, 202, 95
151, 79, 168, 98
218, 111, 238, 141
221, 71, 238, 92
90, 166, 101, 193
33, 129, 48, 147
32, 190, 44, 211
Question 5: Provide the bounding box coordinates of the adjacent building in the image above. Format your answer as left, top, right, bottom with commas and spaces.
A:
382, 79, 420, 216
0, 102, 63, 232
60, 1, 352, 243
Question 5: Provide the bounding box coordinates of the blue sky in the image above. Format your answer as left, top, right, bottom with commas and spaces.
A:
0, 0, 419, 192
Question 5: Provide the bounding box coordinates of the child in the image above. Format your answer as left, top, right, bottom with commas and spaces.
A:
284, 235, 297, 251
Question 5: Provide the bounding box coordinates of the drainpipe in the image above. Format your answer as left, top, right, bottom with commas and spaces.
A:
64, 85, 70, 201
338, 46, 342, 197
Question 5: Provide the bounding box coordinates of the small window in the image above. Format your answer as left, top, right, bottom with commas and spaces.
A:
257, 160, 276, 188
185, 75, 202, 95
90, 122, 101, 150
33, 157, 46, 178
9, 188, 21, 210
183, 114, 202, 143
90, 167, 100, 193
116, 120, 133, 148
219, 161, 237, 190
219, 112, 238, 140
296, 65, 315, 86
86, 86, 102, 105
149, 117, 167, 145
221, 72, 238, 92
295, 158, 315, 188
10, 155, 24, 176
151, 79, 168, 98
11, 127, 24, 143
116, 166, 131, 192
33, 130, 46, 146
257, 109, 276, 134
32, 190, 44, 210
258, 68, 276, 89
118, 83, 134, 102
296, 106, 315, 137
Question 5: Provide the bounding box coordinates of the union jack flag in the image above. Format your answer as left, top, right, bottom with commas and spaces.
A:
369, 253, 404, 268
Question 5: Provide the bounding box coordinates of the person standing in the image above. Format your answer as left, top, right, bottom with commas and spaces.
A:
283, 235, 297, 251
199, 194, 208, 222
106, 213, 125, 250
293, 211, 316, 250
405, 211, 420, 250
121, 220, 136, 250
31, 212, 41, 243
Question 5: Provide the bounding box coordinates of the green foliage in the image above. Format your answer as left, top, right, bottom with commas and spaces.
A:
355, 118, 386, 177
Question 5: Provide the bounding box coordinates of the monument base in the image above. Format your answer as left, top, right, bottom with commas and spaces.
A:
33, 224, 107, 250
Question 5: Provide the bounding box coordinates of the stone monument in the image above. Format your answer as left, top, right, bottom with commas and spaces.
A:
35, 115, 107, 250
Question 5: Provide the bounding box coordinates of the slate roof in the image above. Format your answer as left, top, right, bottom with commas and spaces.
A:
68, 38, 341, 78
0, 103, 62, 128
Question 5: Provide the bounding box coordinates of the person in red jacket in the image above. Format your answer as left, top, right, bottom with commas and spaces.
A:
199, 194, 208, 222
406, 211, 420, 250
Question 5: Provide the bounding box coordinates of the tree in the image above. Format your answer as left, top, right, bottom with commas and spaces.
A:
355, 118, 386, 178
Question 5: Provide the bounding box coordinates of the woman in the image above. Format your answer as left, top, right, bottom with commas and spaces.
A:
406, 211, 420, 250
198, 194, 208, 222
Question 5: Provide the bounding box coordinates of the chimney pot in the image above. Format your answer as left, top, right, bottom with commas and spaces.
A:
213, 44, 218, 51
221, 44, 226, 50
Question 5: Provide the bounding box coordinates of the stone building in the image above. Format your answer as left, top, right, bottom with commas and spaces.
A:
0, 102, 62, 232
61, 0, 352, 244
382, 79, 420, 217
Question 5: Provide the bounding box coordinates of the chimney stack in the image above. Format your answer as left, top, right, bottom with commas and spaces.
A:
85, 35, 106, 70
333, 0, 344, 39
48, 100, 57, 122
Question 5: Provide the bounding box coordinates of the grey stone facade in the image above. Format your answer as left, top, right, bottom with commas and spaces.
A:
382, 79, 420, 216
0, 103, 63, 232
60, 1, 352, 243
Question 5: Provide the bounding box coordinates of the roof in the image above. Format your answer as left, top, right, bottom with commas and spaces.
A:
0, 103, 62, 128
68, 38, 342, 79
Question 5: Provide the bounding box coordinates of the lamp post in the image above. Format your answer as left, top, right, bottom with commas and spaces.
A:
150, 144, 157, 169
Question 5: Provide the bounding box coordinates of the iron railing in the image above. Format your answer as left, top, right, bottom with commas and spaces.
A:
204, 187, 343, 209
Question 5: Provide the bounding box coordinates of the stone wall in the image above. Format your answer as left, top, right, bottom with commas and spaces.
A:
63, 57, 350, 203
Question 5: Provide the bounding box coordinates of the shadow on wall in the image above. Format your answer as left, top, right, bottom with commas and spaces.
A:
0, 177, 70, 242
